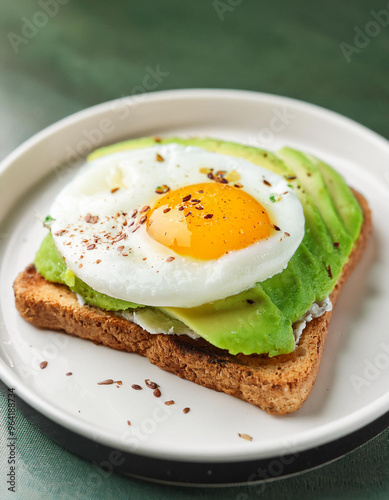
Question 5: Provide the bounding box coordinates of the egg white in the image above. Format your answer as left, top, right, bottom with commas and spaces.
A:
50, 143, 305, 307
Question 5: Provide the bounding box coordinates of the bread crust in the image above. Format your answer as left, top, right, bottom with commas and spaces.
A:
13, 190, 371, 415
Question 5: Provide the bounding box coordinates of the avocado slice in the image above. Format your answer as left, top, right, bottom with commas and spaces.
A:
304, 153, 363, 242
165, 285, 295, 357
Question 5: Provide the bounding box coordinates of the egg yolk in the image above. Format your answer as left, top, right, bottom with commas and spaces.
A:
146, 182, 274, 260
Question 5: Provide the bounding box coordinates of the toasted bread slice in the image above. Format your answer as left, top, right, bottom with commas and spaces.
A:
13, 190, 371, 415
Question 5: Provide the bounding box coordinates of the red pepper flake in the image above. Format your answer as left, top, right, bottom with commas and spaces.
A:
327, 265, 333, 279
96, 259, 101, 264
153, 388, 161, 398
127, 420, 131, 426
163, 208, 171, 213
165, 400, 175, 406
79, 263, 83, 269
154, 136, 162, 143
115, 380, 123, 386
87, 243, 96, 250
139, 216, 147, 224
182, 194, 192, 202
40, 361, 48, 369
117, 246, 125, 252
195, 205, 204, 210
183, 407, 190, 414
333, 242, 340, 249
178, 206, 184, 211
246, 299, 255, 305
131, 384, 142, 390
284, 232, 290, 237
273, 225, 281, 231
263, 179, 271, 187
131, 209, 138, 218
234, 183, 243, 189
123, 220, 127, 226
185, 211, 192, 217
84, 213, 99, 224
66, 372, 72, 376
285, 175, 297, 181
111, 187, 119, 194
98, 379, 114, 385
156, 153, 164, 162
204, 214, 213, 219
156, 185, 170, 194
128, 221, 134, 227
145, 379, 159, 389
191, 199, 200, 203
166, 256, 175, 262
132, 226, 140, 233
140, 205, 150, 214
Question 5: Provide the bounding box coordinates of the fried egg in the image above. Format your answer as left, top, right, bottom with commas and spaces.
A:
50, 143, 304, 307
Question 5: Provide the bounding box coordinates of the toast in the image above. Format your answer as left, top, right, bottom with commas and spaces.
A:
13, 190, 371, 415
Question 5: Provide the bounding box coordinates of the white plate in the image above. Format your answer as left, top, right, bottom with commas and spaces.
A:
0, 89, 388, 464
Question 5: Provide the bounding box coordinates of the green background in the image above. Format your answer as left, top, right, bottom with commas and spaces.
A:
0, 0, 388, 498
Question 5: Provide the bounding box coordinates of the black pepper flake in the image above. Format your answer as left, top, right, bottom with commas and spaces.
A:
204, 214, 213, 219
185, 211, 192, 217
40, 361, 48, 369
327, 265, 333, 279
333, 242, 340, 249
246, 299, 255, 305
182, 194, 192, 202
131, 384, 142, 390
207, 172, 214, 179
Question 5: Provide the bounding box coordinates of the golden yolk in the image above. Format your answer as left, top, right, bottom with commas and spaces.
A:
146, 182, 274, 260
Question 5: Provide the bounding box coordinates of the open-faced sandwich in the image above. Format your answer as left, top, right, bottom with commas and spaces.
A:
13, 137, 371, 414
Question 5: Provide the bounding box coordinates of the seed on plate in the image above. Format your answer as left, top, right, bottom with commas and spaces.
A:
153, 388, 161, 398
156, 153, 164, 162
163, 208, 171, 213
165, 400, 175, 406
140, 205, 150, 213
183, 407, 190, 414
40, 361, 48, 369
127, 420, 131, 426
131, 384, 142, 390
131, 209, 138, 218
166, 256, 175, 262
238, 433, 253, 442
98, 379, 114, 385
182, 194, 192, 202
263, 179, 271, 187
87, 243, 96, 250
66, 372, 72, 376
145, 379, 159, 389
204, 214, 213, 219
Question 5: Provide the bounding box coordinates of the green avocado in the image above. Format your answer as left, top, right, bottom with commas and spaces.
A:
35, 137, 363, 357
304, 153, 363, 241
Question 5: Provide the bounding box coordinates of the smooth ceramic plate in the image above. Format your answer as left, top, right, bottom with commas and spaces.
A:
0, 90, 388, 466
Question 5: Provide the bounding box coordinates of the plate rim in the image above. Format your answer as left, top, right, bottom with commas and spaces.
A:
0, 88, 388, 463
